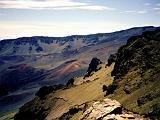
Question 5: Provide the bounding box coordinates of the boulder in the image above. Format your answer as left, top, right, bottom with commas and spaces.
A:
84, 58, 102, 78
80, 98, 121, 120
80, 98, 144, 120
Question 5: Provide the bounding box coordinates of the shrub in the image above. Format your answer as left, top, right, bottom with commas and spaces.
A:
36, 84, 64, 99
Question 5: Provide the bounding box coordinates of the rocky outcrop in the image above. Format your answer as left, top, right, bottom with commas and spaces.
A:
66, 78, 75, 87
84, 58, 102, 78
80, 98, 144, 120
107, 53, 117, 66
107, 29, 160, 119
111, 29, 160, 79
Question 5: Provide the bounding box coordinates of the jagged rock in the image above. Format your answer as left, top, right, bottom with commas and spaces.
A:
84, 58, 102, 78
66, 78, 75, 87
80, 98, 145, 120
80, 98, 122, 120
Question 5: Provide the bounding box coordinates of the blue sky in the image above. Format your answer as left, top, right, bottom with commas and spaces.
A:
0, 0, 160, 39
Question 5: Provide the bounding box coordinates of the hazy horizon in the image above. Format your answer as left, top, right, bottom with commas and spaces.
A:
0, 25, 159, 40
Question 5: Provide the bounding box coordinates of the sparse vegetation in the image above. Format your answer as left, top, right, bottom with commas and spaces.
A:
103, 84, 117, 96
108, 29, 160, 119
15, 63, 114, 120
58, 107, 83, 120
36, 85, 64, 99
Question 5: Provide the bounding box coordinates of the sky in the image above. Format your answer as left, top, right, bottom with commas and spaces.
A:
0, 0, 160, 39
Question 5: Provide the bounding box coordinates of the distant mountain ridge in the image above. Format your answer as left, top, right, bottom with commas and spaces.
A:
0, 26, 158, 55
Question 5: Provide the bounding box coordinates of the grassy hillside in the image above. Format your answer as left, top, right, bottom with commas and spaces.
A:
105, 29, 160, 119
14, 62, 114, 120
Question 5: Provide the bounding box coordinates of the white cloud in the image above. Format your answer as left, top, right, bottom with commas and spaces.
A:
120, 10, 147, 14
153, 7, 160, 10
144, 3, 151, 6
0, 0, 114, 11
137, 10, 147, 14
53, 5, 114, 11
0, 21, 129, 39
153, 7, 160, 14
122, 10, 137, 13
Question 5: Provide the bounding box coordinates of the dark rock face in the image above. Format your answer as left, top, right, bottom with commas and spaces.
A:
111, 29, 160, 79
66, 78, 75, 87
107, 53, 117, 66
88, 58, 102, 72
84, 58, 102, 78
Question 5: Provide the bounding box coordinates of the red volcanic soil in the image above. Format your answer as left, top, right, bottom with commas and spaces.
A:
49, 60, 84, 80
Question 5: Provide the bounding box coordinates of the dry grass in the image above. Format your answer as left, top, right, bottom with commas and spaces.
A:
46, 63, 114, 120
109, 67, 160, 116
